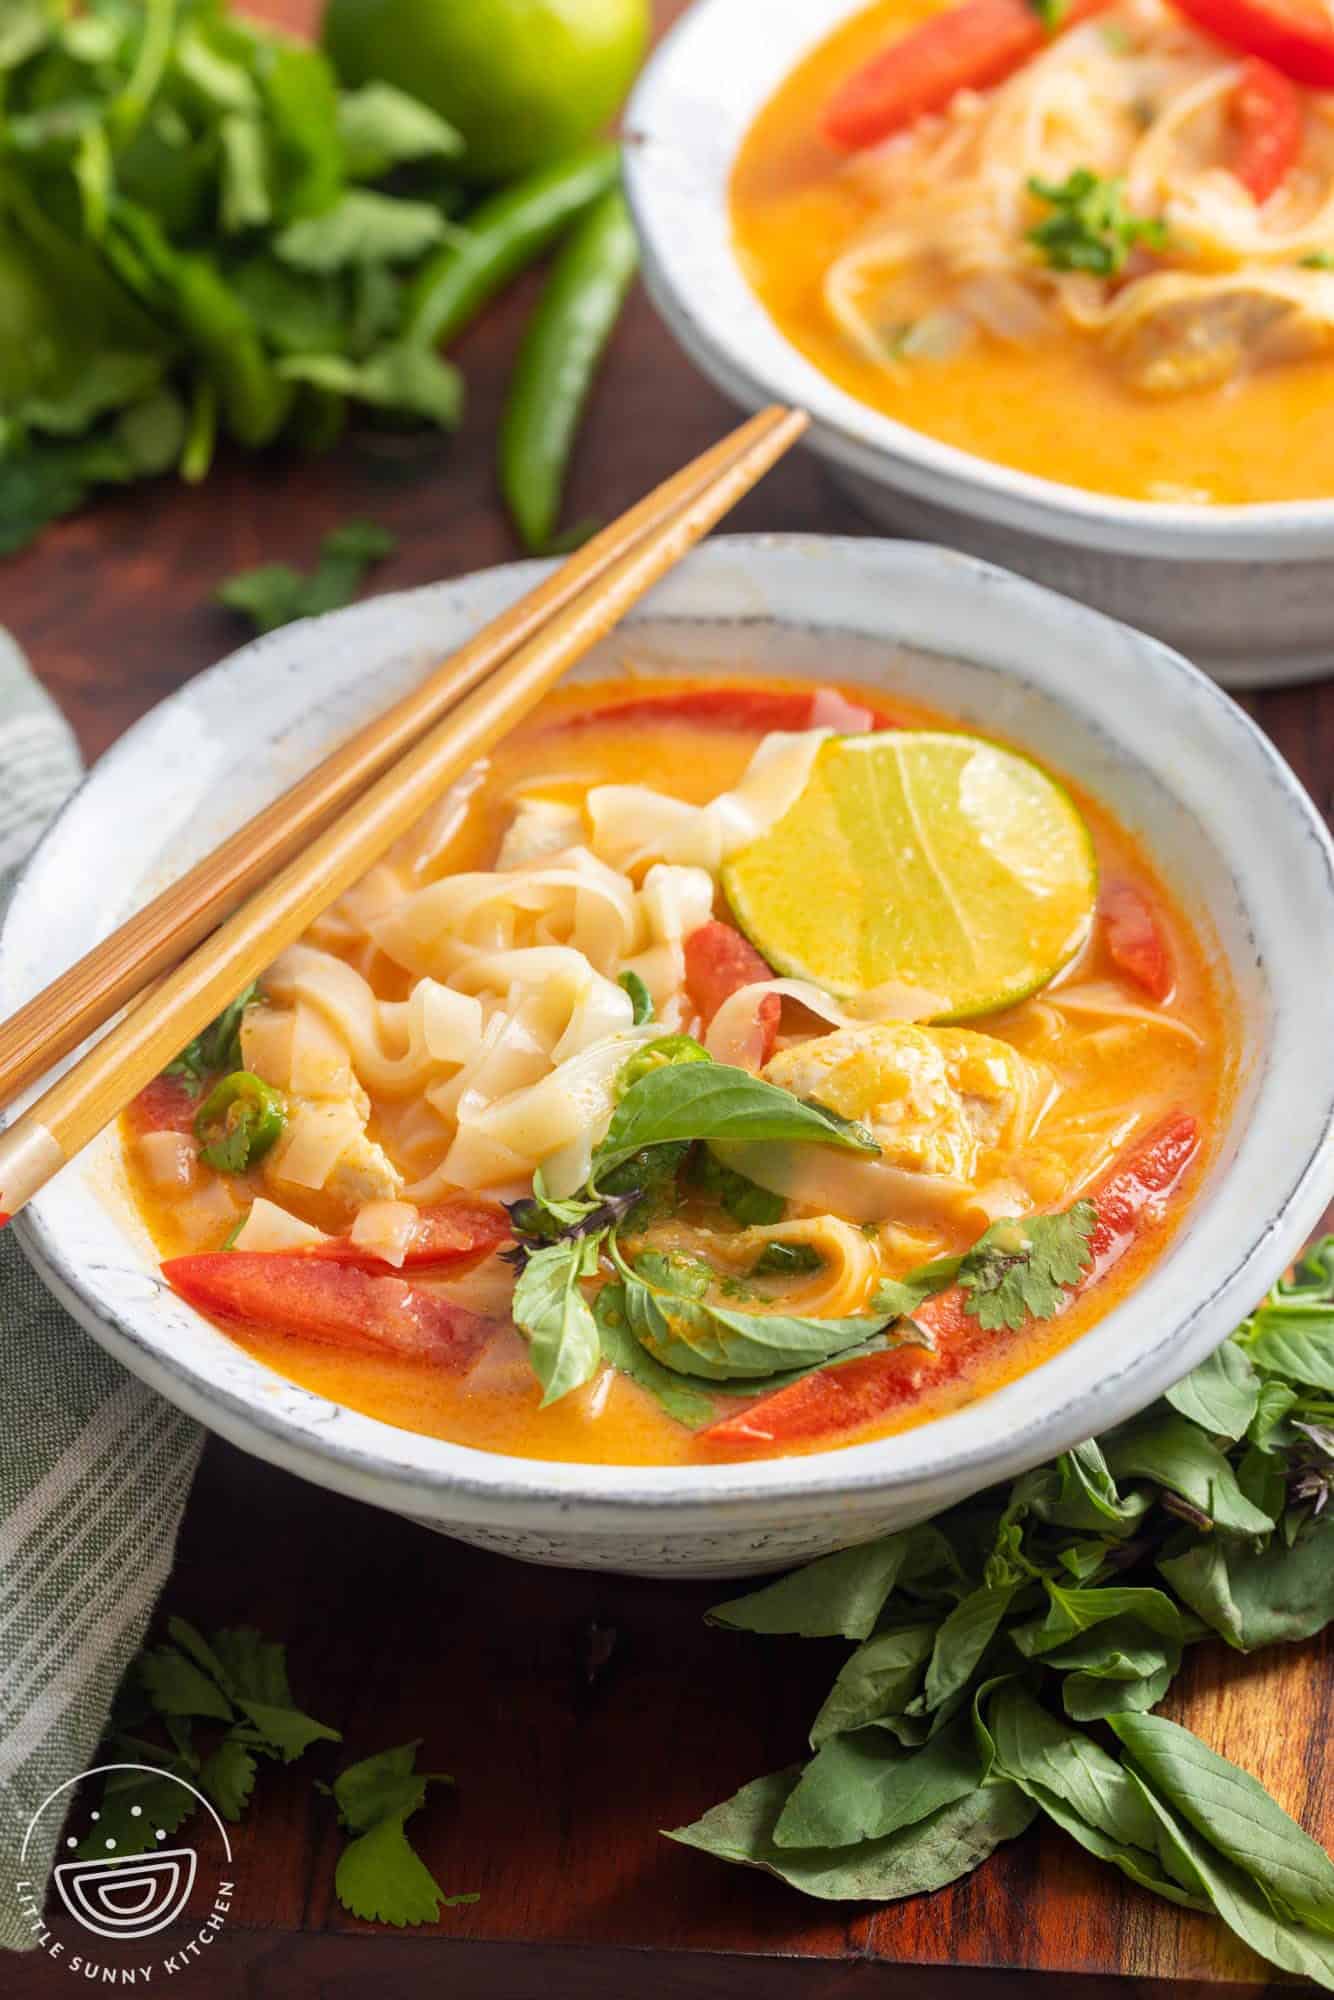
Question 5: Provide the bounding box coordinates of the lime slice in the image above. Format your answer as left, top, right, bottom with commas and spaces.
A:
721, 732, 1097, 1020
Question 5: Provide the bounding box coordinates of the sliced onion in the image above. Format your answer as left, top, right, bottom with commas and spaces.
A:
139, 1129, 198, 1191
704, 977, 946, 1069
958, 274, 1049, 344
349, 1199, 420, 1270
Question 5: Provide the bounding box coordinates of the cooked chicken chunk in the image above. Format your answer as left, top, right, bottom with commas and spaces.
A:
1102, 271, 1334, 394
764, 1024, 1039, 1183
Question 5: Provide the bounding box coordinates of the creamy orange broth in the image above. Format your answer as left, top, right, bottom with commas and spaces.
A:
731, 0, 1334, 505
126, 672, 1232, 1466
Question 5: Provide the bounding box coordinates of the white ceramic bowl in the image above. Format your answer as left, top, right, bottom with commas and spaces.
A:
4, 538, 1333, 1576
623, 0, 1334, 689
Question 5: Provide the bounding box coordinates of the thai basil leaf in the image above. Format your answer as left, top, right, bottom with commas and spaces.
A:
1244, 1305, 1334, 1393
511, 1238, 601, 1406
1103, 1413, 1275, 1535
592, 1060, 877, 1185
1159, 1515, 1334, 1651
1041, 1617, 1180, 1720
1011, 1584, 1183, 1659
707, 1526, 956, 1642
808, 1624, 938, 1747
687, 1146, 784, 1227
1109, 1711, 1334, 1931
773, 1712, 981, 1851
592, 1283, 715, 1430
620, 1274, 888, 1382
1126, 1770, 1334, 1984
986, 1684, 1158, 1852
1024, 1779, 1210, 1910
1164, 1340, 1262, 1440
919, 1584, 1017, 1712
665, 1766, 1036, 1902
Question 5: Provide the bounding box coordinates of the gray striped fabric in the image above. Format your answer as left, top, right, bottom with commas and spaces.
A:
0, 630, 203, 1953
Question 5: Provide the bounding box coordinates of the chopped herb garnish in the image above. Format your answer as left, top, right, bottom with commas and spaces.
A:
323, 1742, 478, 1927
1030, 0, 1070, 31
164, 982, 261, 1092
752, 1241, 823, 1279
217, 520, 397, 635
618, 969, 655, 1025
1027, 169, 1167, 276
1301, 252, 1334, 269
194, 1071, 286, 1175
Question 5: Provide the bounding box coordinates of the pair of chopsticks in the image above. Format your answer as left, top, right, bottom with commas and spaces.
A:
0, 405, 808, 1225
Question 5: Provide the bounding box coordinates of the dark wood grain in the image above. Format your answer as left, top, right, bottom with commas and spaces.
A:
6, 3, 1333, 1995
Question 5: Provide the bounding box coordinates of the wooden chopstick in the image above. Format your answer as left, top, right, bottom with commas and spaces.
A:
0, 406, 798, 1113
0, 406, 809, 1224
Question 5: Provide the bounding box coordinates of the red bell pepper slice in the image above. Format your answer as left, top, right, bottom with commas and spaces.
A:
1229, 56, 1304, 199
129, 1075, 200, 1136
684, 920, 782, 1064
163, 1253, 493, 1368
307, 1199, 511, 1271
1102, 883, 1174, 1003
556, 687, 897, 734
1171, 0, 1334, 89
822, 0, 1114, 153
702, 1112, 1201, 1450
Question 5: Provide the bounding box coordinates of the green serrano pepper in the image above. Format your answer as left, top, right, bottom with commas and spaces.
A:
499, 187, 639, 555
403, 142, 621, 352
195, 1072, 286, 1175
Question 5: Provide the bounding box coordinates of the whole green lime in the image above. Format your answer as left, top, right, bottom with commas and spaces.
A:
321, 0, 650, 183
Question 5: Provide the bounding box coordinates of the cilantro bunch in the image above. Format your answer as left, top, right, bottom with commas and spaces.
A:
1, 0, 467, 553
88, 1614, 474, 1926
671, 1238, 1334, 1990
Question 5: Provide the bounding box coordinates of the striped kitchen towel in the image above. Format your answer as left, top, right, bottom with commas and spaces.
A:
0, 628, 204, 1953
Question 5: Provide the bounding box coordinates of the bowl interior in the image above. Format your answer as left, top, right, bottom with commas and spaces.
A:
623, 0, 1334, 554
3, 537, 1332, 1530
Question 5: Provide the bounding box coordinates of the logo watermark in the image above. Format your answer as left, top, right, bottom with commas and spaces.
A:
16, 1763, 234, 1981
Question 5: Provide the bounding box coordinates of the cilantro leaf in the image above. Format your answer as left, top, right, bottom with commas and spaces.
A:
274, 190, 449, 272
217, 520, 396, 634
77, 1750, 200, 1861
199, 1739, 259, 1821
137, 1645, 235, 1722
277, 340, 462, 428
958, 1204, 1096, 1332
337, 83, 463, 182
327, 1742, 476, 1928
1027, 170, 1167, 277
164, 981, 260, 1086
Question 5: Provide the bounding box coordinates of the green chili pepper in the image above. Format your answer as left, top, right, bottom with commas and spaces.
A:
402, 142, 621, 352
195, 1071, 286, 1175
618, 969, 654, 1025
498, 187, 638, 555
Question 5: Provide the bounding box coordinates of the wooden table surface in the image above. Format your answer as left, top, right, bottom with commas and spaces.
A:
7, 3, 1334, 1994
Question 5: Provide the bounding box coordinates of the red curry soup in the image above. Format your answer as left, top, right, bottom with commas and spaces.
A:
732, 0, 1334, 504
126, 673, 1233, 1466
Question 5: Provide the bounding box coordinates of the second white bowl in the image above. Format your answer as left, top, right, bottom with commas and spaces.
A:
624, 0, 1334, 688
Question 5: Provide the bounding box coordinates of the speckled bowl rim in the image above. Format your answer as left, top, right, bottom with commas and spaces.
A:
3, 535, 1334, 1535
623, 0, 1334, 560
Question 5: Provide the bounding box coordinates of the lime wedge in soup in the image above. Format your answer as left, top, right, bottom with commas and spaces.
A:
721, 731, 1097, 1019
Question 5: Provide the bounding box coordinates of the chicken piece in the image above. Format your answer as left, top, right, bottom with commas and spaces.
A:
1103, 270, 1334, 394
763, 1024, 1038, 1183
321, 1131, 404, 1207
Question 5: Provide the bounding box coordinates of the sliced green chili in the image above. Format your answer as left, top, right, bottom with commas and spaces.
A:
402, 142, 621, 352
498, 186, 638, 554
195, 1071, 286, 1174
